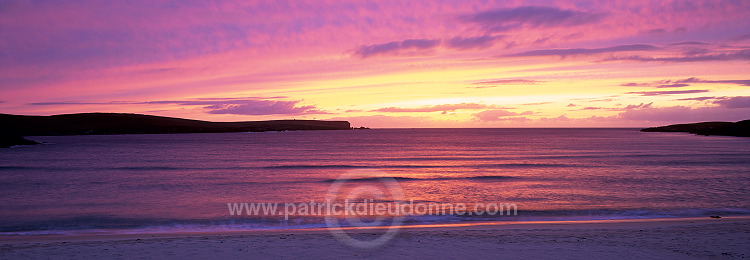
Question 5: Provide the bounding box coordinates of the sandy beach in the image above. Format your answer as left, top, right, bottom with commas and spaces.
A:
2, 217, 748, 259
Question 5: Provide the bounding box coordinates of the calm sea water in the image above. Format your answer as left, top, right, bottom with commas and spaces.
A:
1, 129, 749, 235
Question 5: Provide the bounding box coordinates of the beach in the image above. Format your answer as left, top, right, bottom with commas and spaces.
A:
2, 217, 748, 259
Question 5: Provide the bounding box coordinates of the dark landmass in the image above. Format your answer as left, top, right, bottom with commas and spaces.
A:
0, 135, 41, 148
640, 119, 750, 137
0, 113, 351, 137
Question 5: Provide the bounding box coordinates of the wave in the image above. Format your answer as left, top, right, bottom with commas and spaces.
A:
263, 165, 365, 169
451, 208, 750, 221
0, 163, 588, 173
319, 175, 517, 183
320, 176, 420, 182
3, 208, 748, 236
0, 216, 307, 233
0, 166, 72, 171
0, 166, 203, 172
464, 175, 517, 180
111, 166, 189, 171
474, 163, 582, 168
265, 163, 584, 169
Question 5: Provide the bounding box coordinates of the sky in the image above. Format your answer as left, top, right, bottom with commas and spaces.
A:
1, 0, 749, 128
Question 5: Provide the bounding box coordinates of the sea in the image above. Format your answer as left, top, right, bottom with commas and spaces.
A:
1, 128, 749, 236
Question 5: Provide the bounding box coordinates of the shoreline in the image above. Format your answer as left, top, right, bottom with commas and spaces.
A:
2, 216, 747, 242
2, 216, 748, 259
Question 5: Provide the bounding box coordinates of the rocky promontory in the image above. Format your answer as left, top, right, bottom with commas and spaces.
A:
0, 113, 351, 137
641, 119, 750, 137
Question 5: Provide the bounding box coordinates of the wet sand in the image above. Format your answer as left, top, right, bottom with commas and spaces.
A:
1, 217, 748, 259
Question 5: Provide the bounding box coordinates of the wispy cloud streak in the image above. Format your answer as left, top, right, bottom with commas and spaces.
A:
353, 39, 441, 58
461, 6, 605, 32
504, 44, 659, 58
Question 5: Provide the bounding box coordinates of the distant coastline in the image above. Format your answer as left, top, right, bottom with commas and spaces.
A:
641, 119, 750, 137
0, 135, 41, 148
0, 113, 351, 137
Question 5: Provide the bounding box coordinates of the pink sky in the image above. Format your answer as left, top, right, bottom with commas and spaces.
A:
1, 0, 749, 127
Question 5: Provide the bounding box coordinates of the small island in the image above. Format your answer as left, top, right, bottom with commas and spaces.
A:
641, 119, 750, 137
0, 113, 351, 147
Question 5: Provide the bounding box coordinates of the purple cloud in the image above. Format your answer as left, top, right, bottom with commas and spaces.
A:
353, 39, 441, 58
656, 83, 690, 88
624, 102, 653, 109
372, 103, 492, 113
504, 44, 660, 58
669, 42, 710, 46
474, 109, 523, 121
673, 96, 750, 108
461, 6, 605, 32
619, 105, 750, 123
28, 101, 138, 105
446, 35, 500, 50
676, 96, 718, 101
626, 90, 709, 96
693, 79, 750, 86
674, 77, 702, 83
205, 100, 325, 115
607, 49, 750, 62
326, 115, 444, 128
474, 79, 543, 85
685, 78, 750, 86
572, 103, 653, 111
621, 82, 648, 87
29, 97, 281, 106
27, 98, 326, 116
731, 33, 750, 42
624, 77, 750, 88
645, 28, 667, 34
713, 96, 750, 108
